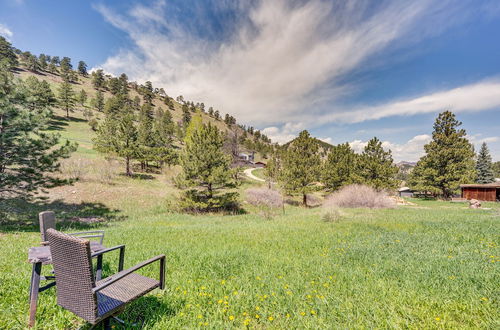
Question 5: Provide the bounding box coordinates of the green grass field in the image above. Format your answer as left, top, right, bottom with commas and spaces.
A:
1, 191, 499, 328
1, 89, 499, 329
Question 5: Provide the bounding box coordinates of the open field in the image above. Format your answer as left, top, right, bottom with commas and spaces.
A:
1, 186, 499, 329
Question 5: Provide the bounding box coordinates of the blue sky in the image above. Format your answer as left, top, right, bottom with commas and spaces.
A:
1, 0, 500, 161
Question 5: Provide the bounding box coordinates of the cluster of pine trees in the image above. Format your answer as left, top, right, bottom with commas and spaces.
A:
0, 48, 76, 200
266, 131, 400, 206
407, 111, 497, 198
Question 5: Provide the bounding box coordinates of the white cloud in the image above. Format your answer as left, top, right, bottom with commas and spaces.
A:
0, 23, 13, 39
262, 122, 305, 144
350, 134, 432, 161
321, 80, 500, 124
94, 0, 498, 127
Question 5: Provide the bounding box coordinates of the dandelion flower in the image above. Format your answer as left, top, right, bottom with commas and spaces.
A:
255, 306, 260, 311
310, 310, 317, 315
255, 314, 260, 319
229, 315, 235, 321
197, 314, 203, 319
268, 316, 274, 321
300, 312, 306, 316
435, 317, 440, 321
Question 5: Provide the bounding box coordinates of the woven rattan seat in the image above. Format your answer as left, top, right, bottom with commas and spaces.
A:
97, 273, 159, 318
46, 229, 165, 327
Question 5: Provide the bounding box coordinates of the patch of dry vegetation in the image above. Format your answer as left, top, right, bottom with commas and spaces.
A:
324, 184, 396, 209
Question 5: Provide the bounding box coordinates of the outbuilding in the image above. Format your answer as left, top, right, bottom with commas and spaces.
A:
460, 183, 500, 202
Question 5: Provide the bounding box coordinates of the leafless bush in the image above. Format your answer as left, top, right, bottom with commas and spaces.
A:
59, 158, 90, 180
246, 188, 283, 219
324, 184, 396, 209
90, 159, 117, 184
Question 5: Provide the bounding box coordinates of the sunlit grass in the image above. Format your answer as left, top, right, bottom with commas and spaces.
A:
1, 195, 498, 328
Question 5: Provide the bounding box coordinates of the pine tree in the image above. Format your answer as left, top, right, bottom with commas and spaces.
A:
180, 123, 236, 211
153, 108, 177, 168
59, 57, 72, 76
94, 105, 139, 176
137, 103, 155, 169
142, 81, 154, 104
182, 104, 191, 126
476, 142, 495, 183
409, 111, 476, 198
57, 80, 75, 118
78, 89, 87, 106
280, 130, 321, 206
90, 90, 105, 112
265, 148, 282, 189
492, 161, 500, 178
77, 60, 87, 75
359, 137, 399, 190
91, 69, 105, 90
322, 143, 360, 190
38, 54, 48, 71
0, 36, 18, 68
0, 60, 76, 199
23, 76, 56, 110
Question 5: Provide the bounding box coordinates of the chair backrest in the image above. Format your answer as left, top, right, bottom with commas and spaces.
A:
46, 229, 98, 323
39, 211, 56, 242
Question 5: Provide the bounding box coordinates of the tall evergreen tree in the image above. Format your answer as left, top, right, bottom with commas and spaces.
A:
492, 161, 500, 178
322, 143, 360, 190
0, 60, 76, 199
409, 111, 476, 198
91, 69, 105, 90
57, 80, 75, 118
77, 89, 87, 106
280, 130, 320, 206
77, 60, 87, 75
359, 137, 399, 190
23, 76, 56, 110
137, 103, 155, 169
182, 104, 191, 126
0, 36, 18, 68
476, 142, 495, 183
180, 123, 236, 211
59, 57, 72, 75
94, 105, 139, 176
38, 54, 48, 71
90, 90, 105, 112
153, 108, 177, 168
142, 81, 154, 104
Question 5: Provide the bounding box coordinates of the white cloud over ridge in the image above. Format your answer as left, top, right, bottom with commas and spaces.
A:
95, 0, 500, 128
0, 23, 13, 39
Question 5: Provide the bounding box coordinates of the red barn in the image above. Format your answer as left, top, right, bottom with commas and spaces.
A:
460, 183, 500, 201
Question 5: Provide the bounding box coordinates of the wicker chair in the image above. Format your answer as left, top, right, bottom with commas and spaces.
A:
46, 229, 165, 328
39, 211, 105, 246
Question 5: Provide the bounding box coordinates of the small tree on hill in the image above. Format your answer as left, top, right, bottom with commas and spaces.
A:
476, 142, 495, 184
409, 111, 476, 198
182, 104, 191, 126
180, 123, 237, 211
322, 142, 360, 191
137, 103, 156, 169
91, 69, 105, 90
359, 137, 399, 190
77, 89, 87, 106
90, 90, 105, 112
57, 80, 75, 118
77, 61, 87, 76
0, 36, 18, 68
0, 60, 76, 199
280, 130, 320, 206
153, 108, 177, 168
94, 105, 139, 176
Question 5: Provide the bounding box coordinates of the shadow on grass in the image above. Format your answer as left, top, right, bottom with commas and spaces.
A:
119, 173, 156, 180
47, 114, 87, 131
77, 295, 180, 329
0, 197, 125, 233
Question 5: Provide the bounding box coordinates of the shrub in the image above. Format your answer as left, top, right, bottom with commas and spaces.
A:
324, 184, 396, 209
246, 188, 283, 219
322, 208, 344, 222
59, 158, 89, 180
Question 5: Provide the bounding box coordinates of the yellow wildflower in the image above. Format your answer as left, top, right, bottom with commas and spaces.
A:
255, 314, 260, 319
268, 316, 274, 321
229, 315, 235, 321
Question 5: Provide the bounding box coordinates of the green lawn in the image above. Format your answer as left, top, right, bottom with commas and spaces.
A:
1, 194, 498, 329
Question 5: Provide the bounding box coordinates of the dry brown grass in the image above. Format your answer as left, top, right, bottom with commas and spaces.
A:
324, 184, 396, 209
246, 187, 283, 219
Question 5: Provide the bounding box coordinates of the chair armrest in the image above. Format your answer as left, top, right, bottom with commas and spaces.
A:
69, 230, 105, 244
93, 254, 166, 293
91, 245, 125, 271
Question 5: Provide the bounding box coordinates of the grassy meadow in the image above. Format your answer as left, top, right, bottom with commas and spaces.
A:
0, 107, 499, 329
